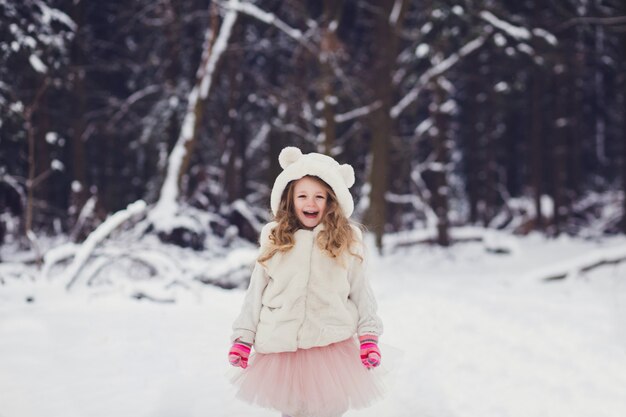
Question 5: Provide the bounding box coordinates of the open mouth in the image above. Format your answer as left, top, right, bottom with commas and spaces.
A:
303, 210, 319, 219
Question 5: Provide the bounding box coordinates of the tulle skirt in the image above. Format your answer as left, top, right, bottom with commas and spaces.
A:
230, 337, 386, 417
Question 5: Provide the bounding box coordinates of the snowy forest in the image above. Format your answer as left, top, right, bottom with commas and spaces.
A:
2, 1, 626, 417
2, 0, 626, 252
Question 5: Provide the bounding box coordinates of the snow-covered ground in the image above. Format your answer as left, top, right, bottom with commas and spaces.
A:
1, 230, 626, 417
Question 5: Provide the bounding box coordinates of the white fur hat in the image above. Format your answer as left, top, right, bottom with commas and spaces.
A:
270, 146, 356, 217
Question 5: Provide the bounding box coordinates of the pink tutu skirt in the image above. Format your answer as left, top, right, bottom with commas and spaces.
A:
230, 337, 386, 417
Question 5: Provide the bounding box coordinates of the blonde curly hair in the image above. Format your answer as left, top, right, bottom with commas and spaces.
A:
258, 175, 362, 265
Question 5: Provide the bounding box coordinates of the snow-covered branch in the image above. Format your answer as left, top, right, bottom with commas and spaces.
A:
479, 11, 531, 40
480, 11, 557, 46
389, 0, 404, 25
199, 3, 239, 99
335, 101, 382, 123
386, 192, 438, 229
149, 2, 239, 228
219, 0, 306, 44
245, 123, 270, 160
524, 243, 626, 281
65, 200, 147, 290
391, 34, 489, 119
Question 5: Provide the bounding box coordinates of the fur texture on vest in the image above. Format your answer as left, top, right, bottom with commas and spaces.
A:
231, 222, 383, 354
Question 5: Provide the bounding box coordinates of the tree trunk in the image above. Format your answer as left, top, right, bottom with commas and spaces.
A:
24, 81, 49, 234
430, 81, 450, 246
320, 0, 342, 155
568, 21, 585, 200
484, 88, 498, 227
69, 0, 88, 228
226, 25, 246, 203
178, 4, 221, 185
552, 67, 568, 236
366, 0, 405, 251
530, 68, 544, 231
465, 60, 480, 225
150, 3, 238, 225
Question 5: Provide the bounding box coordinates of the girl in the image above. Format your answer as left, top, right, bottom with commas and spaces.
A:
228, 147, 385, 417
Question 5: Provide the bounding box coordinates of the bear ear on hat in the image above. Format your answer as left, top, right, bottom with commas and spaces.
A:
339, 164, 355, 188
278, 147, 303, 169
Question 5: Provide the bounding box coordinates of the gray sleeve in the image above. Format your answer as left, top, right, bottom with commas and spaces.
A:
230, 262, 269, 345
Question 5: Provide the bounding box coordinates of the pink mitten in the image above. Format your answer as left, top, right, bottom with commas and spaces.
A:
359, 334, 381, 368
228, 340, 252, 369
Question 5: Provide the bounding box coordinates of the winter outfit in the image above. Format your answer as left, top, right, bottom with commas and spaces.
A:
229, 147, 385, 417
231, 221, 381, 353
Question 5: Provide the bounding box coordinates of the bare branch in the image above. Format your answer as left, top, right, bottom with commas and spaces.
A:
108, 84, 161, 126
556, 15, 626, 31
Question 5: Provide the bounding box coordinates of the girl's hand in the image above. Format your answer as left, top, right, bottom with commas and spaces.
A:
359, 334, 381, 368
228, 340, 252, 369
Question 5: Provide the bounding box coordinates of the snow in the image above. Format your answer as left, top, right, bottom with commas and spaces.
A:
494, 81, 509, 93
452, 6, 464, 15
335, 101, 382, 124
415, 44, 430, 58
51, 159, 64, 171
494, 33, 507, 47
440, 99, 457, 114
45, 132, 59, 144
432, 9, 444, 20
9, 100, 24, 113
480, 11, 531, 40
245, 123, 270, 159
1, 229, 626, 417
389, 0, 403, 25
29, 54, 47, 73
415, 118, 433, 136
532, 28, 558, 46
71, 180, 82, 193
517, 43, 534, 56
38, 1, 77, 31
200, 3, 238, 100
231, 199, 264, 233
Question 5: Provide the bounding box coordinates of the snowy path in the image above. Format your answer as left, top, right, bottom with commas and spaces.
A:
1, 236, 626, 417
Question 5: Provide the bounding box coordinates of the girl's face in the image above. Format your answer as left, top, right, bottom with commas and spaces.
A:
292, 176, 328, 229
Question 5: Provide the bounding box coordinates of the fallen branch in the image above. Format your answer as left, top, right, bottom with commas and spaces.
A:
536, 244, 626, 281
65, 200, 147, 290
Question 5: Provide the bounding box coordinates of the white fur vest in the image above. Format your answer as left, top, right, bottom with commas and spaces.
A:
231, 222, 383, 354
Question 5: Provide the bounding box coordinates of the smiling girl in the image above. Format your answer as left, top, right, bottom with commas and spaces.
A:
228, 147, 385, 417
